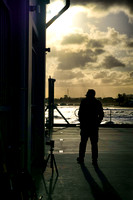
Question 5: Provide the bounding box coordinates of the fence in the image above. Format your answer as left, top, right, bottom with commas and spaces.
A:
45, 106, 133, 126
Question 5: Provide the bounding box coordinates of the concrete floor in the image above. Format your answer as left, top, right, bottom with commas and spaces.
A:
35, 127, 133, 200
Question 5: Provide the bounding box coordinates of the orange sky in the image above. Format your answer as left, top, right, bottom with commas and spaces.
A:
46, 0, 133, 98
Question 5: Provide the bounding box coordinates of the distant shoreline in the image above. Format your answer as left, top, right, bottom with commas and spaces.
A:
45, 95, 133, 107
45, 102, 133, 108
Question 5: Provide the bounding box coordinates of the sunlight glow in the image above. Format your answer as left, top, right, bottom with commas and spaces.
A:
46, 1, 85, 38
46, 0, 64, 22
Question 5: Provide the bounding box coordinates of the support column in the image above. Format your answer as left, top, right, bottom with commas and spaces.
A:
48, 77, 56, 133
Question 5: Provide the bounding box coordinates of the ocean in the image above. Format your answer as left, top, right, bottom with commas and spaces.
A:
45, 106, 133, 125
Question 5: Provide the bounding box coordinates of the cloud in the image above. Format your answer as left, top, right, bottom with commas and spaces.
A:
92, 27, 127, 46
57, 49, 98, 70
47, 0, 133, 98
71, 0, 133, 24
84, 27, 127, 49
87, 39, 104, 48
54, 70, 84, 80
94, 49, 105, 55
71, 0, 133, 13
48, 27, 131, 73
93, 71, 107, 79
93, 71, 121, 85
61, 29, 124, 48
126, 41, 133, 48
130, 72, 133, 77
102, 55, 126, 69
99, 71, 131, 86
61, 33, 88, 45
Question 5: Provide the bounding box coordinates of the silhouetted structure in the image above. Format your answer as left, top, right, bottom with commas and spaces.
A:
0, 0, 70, 198
77, 89, 104, 165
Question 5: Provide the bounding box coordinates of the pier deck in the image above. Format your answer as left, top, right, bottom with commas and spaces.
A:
36, 127, 133, 200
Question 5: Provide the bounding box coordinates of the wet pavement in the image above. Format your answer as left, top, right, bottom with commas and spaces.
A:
35, 127, 133, 200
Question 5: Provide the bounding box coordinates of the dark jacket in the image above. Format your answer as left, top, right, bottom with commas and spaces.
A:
79, 97, 104, 129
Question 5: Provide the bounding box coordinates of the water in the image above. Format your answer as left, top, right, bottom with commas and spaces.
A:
102, 107, 133, 125
45, 106, 133, 125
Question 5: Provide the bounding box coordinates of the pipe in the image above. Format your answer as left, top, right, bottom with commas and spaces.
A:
46, 0, 70, 28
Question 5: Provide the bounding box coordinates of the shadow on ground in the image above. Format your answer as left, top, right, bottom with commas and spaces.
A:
80, 164, 122, 200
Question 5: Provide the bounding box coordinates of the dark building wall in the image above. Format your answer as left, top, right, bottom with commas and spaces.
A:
0, 0, 12, 172
0, 0, 46, 174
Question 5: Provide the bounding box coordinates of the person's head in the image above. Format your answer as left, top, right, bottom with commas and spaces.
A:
86, 89, 96, 98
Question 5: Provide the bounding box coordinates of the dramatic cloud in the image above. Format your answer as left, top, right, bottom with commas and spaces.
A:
54, 70, 84, 80
87, 39, 104, 48
56, 49, 98, 70
61, 33, 88, 45
46, 0, 133, 97
94, 49, 105, 55
97, 71, 132, 86
93, 71, 122, 85
89, 27, 127, 46
93, 71, 107, 79
126, 41, 133, 48
71, 0, 133, 25
101, 55, 126, 69
130, 72, 133, 77
71, 0, 133, 13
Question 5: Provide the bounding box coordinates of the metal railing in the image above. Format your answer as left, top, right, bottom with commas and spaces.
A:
45, 106, 133, 127
103, 108, 133, 124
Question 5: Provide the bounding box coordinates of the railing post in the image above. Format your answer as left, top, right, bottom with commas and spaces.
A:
110, 109, 112, 122
48, 77, 56, 133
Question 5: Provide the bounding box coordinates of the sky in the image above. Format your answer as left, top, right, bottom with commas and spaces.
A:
46, 0, 133, 98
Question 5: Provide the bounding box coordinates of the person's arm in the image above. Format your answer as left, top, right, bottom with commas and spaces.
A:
78, 103, 82, 122
98, 102, 104, 124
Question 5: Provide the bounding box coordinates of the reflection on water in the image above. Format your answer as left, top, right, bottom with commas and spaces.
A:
45, 106, 133, 125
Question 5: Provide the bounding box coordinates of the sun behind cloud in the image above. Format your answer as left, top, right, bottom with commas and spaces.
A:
46, 1, 85, 38
46, 0, 133, 98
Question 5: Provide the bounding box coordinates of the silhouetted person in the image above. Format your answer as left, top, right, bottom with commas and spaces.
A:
77, 89, 104, 166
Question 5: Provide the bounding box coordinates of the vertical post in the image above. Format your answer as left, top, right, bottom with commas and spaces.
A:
48, 77, 56, 133
33, 0, 47, 167
110, 109, 112, 122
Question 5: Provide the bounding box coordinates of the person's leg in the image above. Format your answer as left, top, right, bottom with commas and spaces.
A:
90, 129, 98, 165
77, 131, 88, 163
